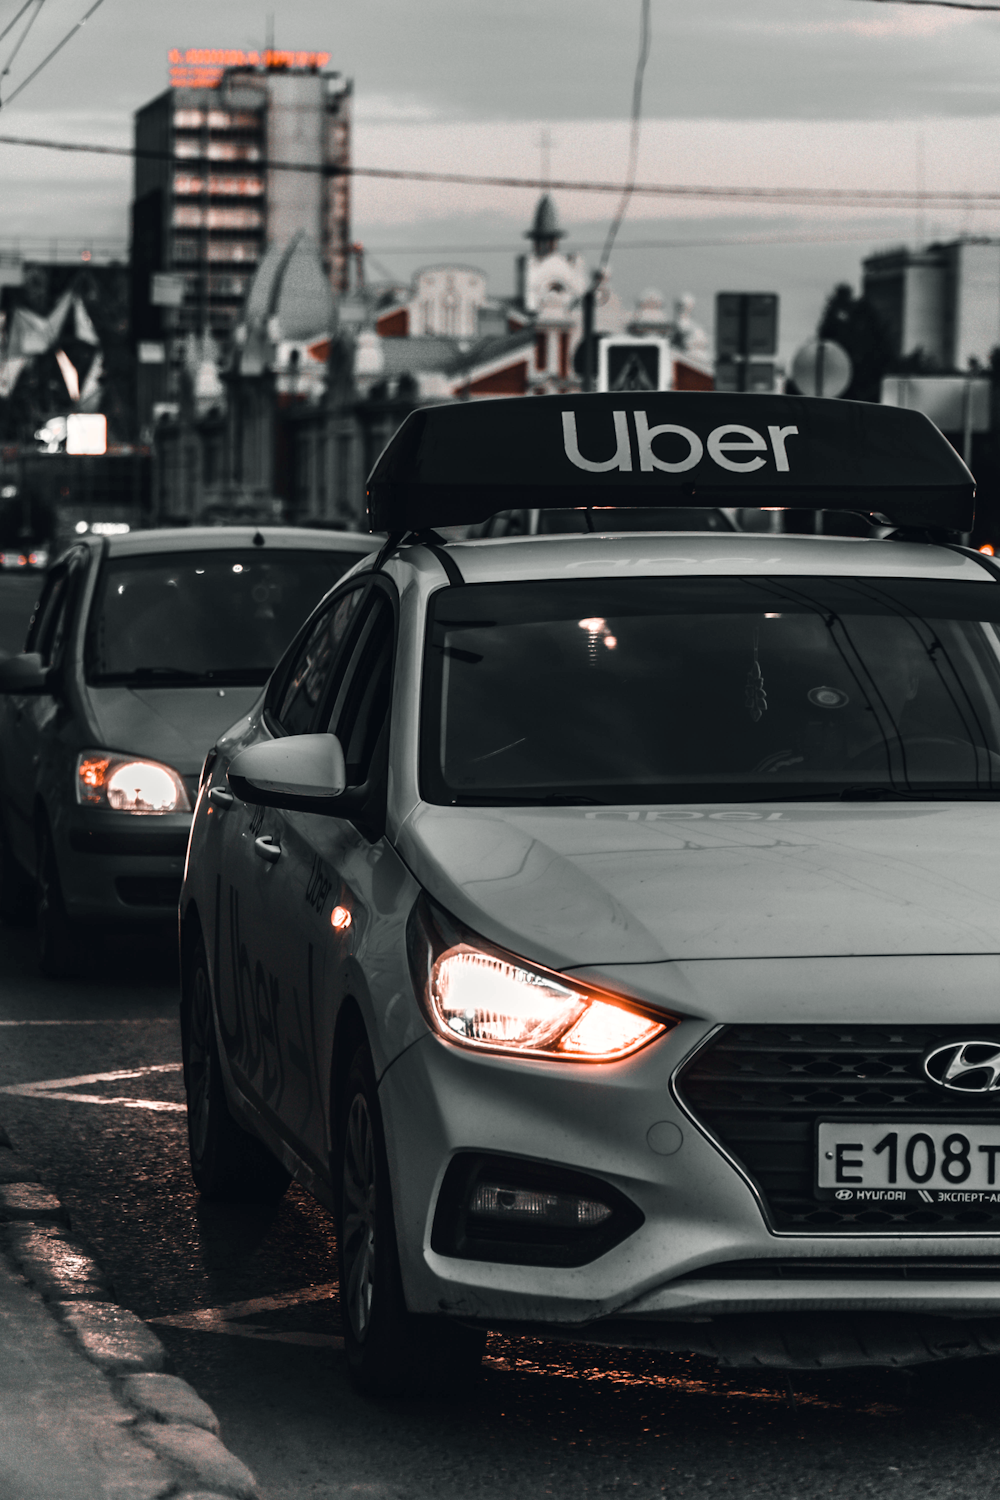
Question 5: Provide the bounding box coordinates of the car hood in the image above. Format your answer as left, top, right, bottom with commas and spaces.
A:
86, 685, 263, 776
396, 801, 1000, 969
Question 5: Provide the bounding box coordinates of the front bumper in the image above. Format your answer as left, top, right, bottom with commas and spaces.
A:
379, 1026, 1000, 1334
58, 809, 191, 923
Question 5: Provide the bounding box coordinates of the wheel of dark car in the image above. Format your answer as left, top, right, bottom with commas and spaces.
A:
0, 815, 34, 927
36, 822, 87, 978
182, 936, 291, 1203
337, 1043, 485, 1397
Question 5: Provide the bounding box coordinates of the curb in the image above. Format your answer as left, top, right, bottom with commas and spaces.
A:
0, 1136, 259, 1500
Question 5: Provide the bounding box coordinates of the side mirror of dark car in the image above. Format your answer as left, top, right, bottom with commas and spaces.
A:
0, 652, 49, 694
228, 733, 352, 814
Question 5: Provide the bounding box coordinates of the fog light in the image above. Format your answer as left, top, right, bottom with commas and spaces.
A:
469, 1182, 612, 1229
431, 1152, 643, 1267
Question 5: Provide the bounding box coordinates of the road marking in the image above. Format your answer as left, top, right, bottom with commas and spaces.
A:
148, 1283, 344, 1349
0, 1019, 176, 1026
0, 1063, 185, 1112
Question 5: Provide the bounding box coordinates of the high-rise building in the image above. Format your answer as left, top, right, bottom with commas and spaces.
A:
131, 49, 351, 418
862, 239, 1000, 371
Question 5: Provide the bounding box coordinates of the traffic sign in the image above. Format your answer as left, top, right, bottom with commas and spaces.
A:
791, 339, 852, 399
597, 337, 670, 393
716, 293, 779, 358
715, 360, 776, 394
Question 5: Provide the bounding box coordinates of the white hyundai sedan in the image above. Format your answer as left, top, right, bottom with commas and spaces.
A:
180, 392, 1000, 1395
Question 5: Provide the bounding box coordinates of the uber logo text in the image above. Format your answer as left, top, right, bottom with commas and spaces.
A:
562, 410, 798, 476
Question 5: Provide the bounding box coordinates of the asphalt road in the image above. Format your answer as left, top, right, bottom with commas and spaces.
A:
2, 927, 1000, 1499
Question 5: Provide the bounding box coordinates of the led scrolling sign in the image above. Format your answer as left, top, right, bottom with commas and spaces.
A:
168, 48, 332, 89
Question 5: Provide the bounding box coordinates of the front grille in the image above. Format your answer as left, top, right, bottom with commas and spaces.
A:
676, 1025, 1000, 1232
684, 1258, 1000, 1281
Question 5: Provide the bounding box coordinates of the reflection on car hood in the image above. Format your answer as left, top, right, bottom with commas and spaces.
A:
398, 801, 1000, 969
86, 685, 262, 776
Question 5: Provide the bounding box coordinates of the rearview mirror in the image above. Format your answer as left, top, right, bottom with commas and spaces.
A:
228, 734, 348, 813
0, 653, 49, 694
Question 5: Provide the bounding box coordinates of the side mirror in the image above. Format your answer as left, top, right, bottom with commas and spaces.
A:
0, 653, 48, 694
228, 733, 348, 813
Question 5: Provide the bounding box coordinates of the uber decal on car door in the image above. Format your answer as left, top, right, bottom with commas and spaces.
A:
239, 589, 399, 1177
218, 584, 371, 1155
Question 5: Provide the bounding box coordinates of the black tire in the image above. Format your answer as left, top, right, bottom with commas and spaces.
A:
0, 814, 34, 927
182, 935, 291, 1203
36, 821, 87, 978
337, 1043, 485, 1397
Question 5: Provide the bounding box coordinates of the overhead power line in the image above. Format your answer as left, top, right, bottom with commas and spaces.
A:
364, 228, 970, 258
1, 0, 46, 97
1, 0, 106, 108
0, 0, 36, 48
849, 0, 1000, 9
3, 129, 1000, 208
598, 0, 651, 275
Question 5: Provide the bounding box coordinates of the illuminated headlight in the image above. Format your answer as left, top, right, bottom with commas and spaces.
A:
409, 896, 673, 1063
76, 751, 191, 814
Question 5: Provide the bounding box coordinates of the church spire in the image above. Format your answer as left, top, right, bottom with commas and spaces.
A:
525, 194, 566, 258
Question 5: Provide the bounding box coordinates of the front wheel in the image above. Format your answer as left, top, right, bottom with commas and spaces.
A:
182, 935, 291, 1203
0, 814, 33, 927
337, 1044, 485, 1397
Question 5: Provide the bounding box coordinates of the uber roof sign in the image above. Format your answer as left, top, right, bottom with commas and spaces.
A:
366, 392, 975, 535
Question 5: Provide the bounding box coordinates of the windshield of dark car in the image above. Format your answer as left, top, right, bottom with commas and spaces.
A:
421, 575, 1000, 803
86, 549, 362, 686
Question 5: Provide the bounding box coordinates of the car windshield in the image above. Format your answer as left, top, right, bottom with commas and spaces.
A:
422, 575, 1000, 804
86, 549, 360, 686
536, 508, 734, 534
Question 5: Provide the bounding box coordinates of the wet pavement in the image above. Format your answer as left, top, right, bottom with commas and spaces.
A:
2, 920, 1000, 1498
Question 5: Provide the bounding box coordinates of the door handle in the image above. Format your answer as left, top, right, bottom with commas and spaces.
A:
254, 835, 281, 864
208, 786, 234, 809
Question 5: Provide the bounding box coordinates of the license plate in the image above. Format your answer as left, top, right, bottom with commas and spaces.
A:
816, 1121, 1000, 1206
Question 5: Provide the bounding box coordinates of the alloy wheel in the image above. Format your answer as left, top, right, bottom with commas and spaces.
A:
186, 962, 213, 1164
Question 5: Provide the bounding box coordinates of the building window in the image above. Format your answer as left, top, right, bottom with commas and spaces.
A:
207, 141, 261, 162
172, 206, 263, 230
336, 434, 351, 512
206, 273, 250, 297
316, 435, 328, 516
173, 109, 205, 129
559, 331, 570, 380
172, 175, 263, 198
535, 332, 547, 372
206, 240, 260, 264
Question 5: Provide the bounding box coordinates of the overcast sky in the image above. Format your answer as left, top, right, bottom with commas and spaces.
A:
3, 0, 1000, 356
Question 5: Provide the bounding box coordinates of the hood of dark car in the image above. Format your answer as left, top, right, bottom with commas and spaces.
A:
86, 685, 263, 776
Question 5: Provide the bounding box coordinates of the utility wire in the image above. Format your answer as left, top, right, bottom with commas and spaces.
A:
597, 0, 651, 275
849, 0, 1000, 9
362, 228, 970, 257
0, 0, 36, 48
3, 128, 1000, 208
1, 0, 106, 108
1, 0, 45, 94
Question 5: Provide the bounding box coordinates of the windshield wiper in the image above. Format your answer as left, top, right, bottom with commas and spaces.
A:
838, 785, 1000, 801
